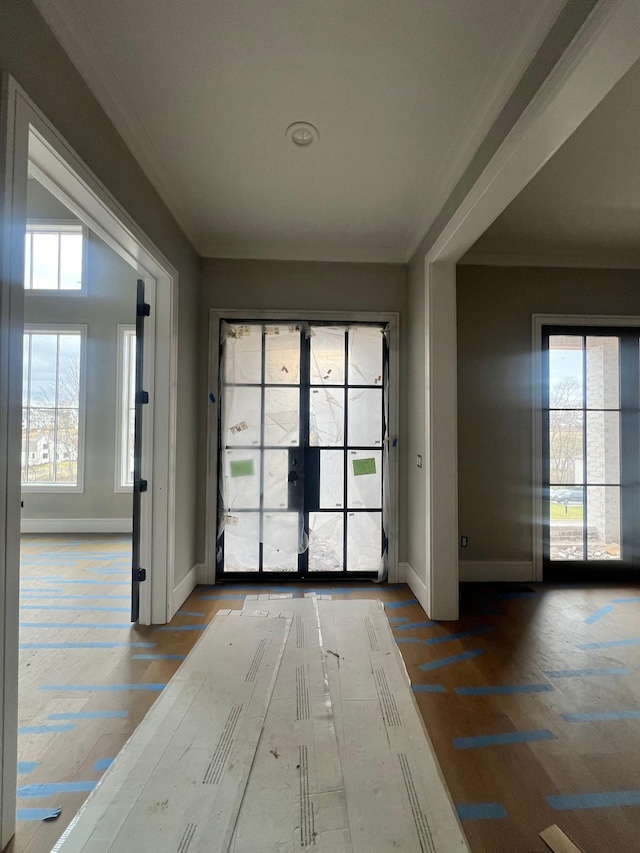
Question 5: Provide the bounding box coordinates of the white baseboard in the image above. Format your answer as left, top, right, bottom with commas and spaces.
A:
459, 561, 534, 582
21, 517, 132, 534
172, 562, 206, 615
402, 561, 431, 618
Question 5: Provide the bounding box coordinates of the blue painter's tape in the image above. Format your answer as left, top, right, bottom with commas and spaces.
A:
18, 724, 75, 734
132, 654, 186, 660
209, 393, 216, 404
384, 599, 419, 609
419, 648, 485, 672
52, 580, 130, 586
176, 610, 205, 617
395, 637, 421, 644
20, 642, 154, 649
423, 627, 494, 646
387, 617, 409, 623
18, 781, 96, 797
584, 605, 614, 624
94, 758, 114, 771
545, 668, 629, 678
456, 684, 554, 696
20, 623, 132, 629
17, 762, 38, 775
17, 808, 62, 822
40, 684, 166, 692
20, 605, 130, 613
157, 625, 207, 632
396, 621, 437, 631
412, 684, 446, 693
563, 710, 640, 722
49, 711, 128, 720
548, 790, 640, 811
578, 638, 640, 650
454, 729, 557, 750
456, 803, 508, 821
610, 597, 640, 604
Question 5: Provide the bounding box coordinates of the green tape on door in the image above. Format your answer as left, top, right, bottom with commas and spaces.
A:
230, 459, 255, 477
353, 457, 376, 476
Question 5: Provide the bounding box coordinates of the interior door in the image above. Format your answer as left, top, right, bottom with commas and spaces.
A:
543, 326, 640, 580
217, 321, 388, 580
131, 279, 149, 619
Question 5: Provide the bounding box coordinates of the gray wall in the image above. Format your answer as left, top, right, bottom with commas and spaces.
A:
199, 258, 408, 564
23, 180, 134, 521
456, 264, 640, 563
1, 0, 201, 582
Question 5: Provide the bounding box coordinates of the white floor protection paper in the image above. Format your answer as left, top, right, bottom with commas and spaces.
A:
52, 610, 290, 853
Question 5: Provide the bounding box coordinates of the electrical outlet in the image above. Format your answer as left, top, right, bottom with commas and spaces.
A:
417, 454, 422, 468
461, 536, 468, 548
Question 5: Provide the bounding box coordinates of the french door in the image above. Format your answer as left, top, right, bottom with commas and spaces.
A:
216, 321, 388, 580
543, 326, 640, 579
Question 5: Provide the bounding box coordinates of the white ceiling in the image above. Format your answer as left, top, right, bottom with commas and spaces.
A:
464, 57, 640, 267
34, 0, 566, 262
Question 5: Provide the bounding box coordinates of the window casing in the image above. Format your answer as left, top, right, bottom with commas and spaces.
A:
21, 326, 86, 492
24, 220, 86, 292
115, 325, 136, 491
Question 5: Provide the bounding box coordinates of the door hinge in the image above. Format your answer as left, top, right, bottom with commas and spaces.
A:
136, 568, 147, 582
136, 390, 149, 404
137, 302, 151, 317
136, 478, 148, 493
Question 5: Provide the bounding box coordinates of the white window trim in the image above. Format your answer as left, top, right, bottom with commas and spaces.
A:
24, 219, 88, 295
115, 324, 135, 492
21, 323, 87, 493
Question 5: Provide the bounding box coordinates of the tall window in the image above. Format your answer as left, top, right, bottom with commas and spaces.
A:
22, 328, 84, 488
116, 326, 136, 490
24, 221, 84, 291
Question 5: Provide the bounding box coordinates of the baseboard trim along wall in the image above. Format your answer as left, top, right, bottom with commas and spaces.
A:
401, 561, 431, 617
459, 561, 534, 582
21, 518, 133, 534
173, 562, 206, 614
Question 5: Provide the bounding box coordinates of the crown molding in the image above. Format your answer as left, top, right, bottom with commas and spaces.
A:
202, 242, 407, 264
459, 249, 640, 269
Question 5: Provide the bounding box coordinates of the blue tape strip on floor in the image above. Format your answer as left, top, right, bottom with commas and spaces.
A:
423, 627, 494, 646
157, 625, 207, 632
412, 684, 446, 693
387, 617, 409, 623
94, 758, 114, 771
18, 781, 96, 797
578, 638, 640, 650
17, 808, 62, 822
395, 637, 421, 644
610, 597, 640, 604
396, 621, 437, 631
384, 599, 419, 609
454, 729, 557, 750
455, 684, 554, 696
40, 683, 166, 692
21, 605, 130, 613
584, 605, 614, 624
545, 668, 629, 678
456, 803, 508, 821
21, 642, 154, 649
547, 790, 640, 811
20, 622, 132, 629
51, 580, 130, 586
18, 724, 75, 734
563, 710, 640, 722
17, 762, 38, 775
49, 711, 128, 720
175, 610, 205, 617
419, 649, 485, 672
132, 654, 187, 660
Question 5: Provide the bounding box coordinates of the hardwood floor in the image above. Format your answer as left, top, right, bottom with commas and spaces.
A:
9, 537, 640, 852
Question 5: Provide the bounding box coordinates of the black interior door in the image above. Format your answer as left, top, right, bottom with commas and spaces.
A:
131, 279, 149, 619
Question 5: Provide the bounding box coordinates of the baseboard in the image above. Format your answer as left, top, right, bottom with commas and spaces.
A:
172, 562, 206, 614
402, 560, 430, 616
459, 561, 534, 582
397, 562, 408, 582
21, 517, 132, 534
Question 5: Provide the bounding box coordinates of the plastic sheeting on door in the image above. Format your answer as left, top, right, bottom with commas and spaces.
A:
218, 322, 307, 572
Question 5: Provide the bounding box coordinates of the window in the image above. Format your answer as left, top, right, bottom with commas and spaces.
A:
24, 220, 85, 291
116, 326, 136, 491
22, 327, 85, 489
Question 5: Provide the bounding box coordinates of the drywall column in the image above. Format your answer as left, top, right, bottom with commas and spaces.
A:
426, 260, 458, 620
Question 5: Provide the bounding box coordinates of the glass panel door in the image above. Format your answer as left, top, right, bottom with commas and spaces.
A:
543, 327, 639, 578
217, 321, 388, 579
